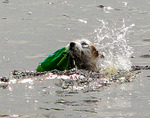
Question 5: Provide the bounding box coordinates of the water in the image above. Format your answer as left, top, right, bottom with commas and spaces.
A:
93, 20, 134, 72
0, 0, 150, 118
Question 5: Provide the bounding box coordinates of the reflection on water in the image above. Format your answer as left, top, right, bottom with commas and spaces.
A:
0, 68, 149, 117
0, 68, 139, 116
0, 69, 137, 90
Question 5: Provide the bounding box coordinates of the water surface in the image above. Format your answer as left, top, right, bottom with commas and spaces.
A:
0, 0, 150, 117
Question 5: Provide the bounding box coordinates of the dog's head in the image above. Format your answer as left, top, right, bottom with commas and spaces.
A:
69, 39, 99, 59
69, 39, 104, 71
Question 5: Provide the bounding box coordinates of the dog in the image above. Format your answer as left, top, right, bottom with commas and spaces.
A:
68, 39, 104, 72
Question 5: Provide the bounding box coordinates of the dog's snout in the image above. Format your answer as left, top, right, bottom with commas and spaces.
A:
69, 42, 76, 51
70, 42, 75, 47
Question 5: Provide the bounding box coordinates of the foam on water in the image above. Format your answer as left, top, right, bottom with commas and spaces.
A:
93, 20, 135, 72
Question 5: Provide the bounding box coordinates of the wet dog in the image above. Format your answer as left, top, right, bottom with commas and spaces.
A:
69, 39, 104, 72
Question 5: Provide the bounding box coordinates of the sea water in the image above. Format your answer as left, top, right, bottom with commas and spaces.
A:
0, 20, 136, 91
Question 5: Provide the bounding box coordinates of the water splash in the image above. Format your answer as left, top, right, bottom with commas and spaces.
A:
93, 20, 135, 72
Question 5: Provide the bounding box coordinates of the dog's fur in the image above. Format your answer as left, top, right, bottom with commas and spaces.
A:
69, 39, 104, 72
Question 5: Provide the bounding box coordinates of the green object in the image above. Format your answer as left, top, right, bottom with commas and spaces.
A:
36, 47, 75, 72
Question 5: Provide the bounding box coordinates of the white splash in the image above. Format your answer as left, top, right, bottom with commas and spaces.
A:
94, 20, 134, 72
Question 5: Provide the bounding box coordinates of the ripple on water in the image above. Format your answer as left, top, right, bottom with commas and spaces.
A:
0, 68, 140, 92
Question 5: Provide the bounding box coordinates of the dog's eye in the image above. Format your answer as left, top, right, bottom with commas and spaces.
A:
81, 42, 89, 48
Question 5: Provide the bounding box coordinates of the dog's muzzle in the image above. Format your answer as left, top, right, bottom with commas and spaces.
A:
69, 42, 76, 51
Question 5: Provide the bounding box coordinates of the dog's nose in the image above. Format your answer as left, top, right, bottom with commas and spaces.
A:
70, 42, 75, 47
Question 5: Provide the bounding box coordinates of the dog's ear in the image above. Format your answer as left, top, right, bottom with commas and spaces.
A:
91, 45, 99, 58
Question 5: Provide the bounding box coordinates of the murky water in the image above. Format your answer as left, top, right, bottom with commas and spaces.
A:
0, 0, 150, 118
